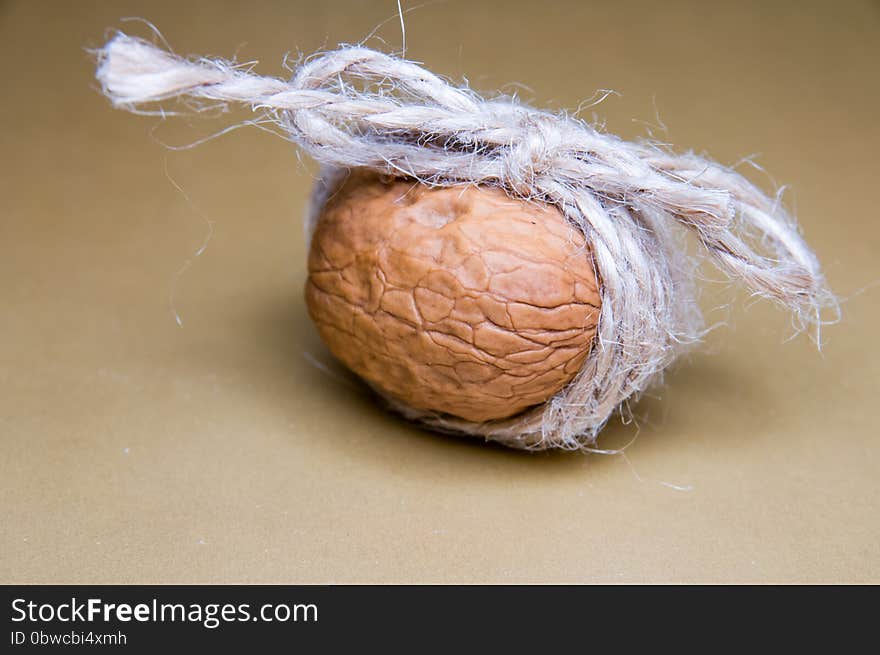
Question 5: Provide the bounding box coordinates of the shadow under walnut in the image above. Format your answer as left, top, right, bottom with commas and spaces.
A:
305, 172, 601, 423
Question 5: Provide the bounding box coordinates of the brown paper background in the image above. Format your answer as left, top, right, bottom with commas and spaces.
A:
1, 0, 878, 583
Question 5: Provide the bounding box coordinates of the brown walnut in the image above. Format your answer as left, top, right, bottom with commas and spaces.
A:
305, 172, 601, 422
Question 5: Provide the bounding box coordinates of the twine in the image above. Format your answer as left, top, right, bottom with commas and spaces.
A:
94, 32, 835, 450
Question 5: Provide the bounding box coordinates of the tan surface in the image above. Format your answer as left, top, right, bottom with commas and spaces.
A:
1, 0, 878, 583
307, 173, 600, 423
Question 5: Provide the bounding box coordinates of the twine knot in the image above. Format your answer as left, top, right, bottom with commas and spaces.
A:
499, 109, 566, 194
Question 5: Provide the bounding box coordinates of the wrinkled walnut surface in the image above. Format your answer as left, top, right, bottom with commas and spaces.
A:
305, 172, 601, 422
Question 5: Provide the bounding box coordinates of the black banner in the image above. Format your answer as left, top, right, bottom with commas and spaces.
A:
1, 585, 872, 650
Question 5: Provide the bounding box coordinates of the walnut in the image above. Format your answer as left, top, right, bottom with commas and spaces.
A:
305, 172, 601, 422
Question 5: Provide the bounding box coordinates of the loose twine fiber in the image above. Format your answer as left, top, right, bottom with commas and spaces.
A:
94, 32, 836, 450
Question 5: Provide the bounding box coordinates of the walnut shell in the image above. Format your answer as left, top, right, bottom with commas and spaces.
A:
305, 172, 601, 423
